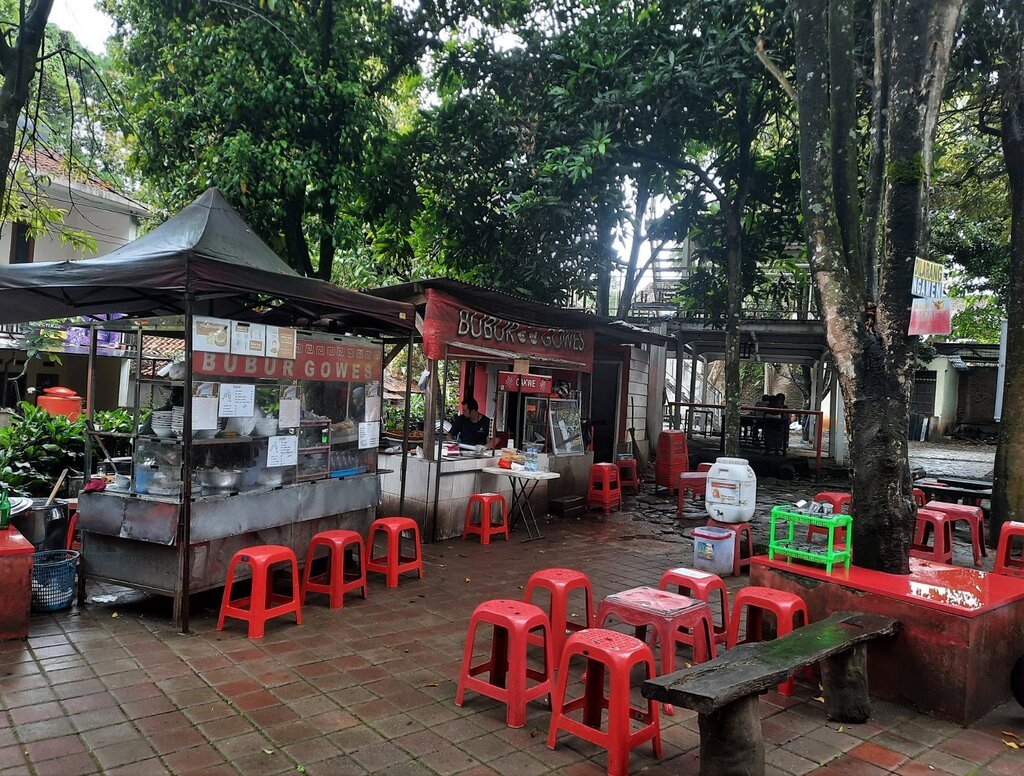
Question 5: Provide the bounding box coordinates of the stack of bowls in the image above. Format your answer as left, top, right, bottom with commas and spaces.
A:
171, 406, 184, 436
151, 410, 174, 438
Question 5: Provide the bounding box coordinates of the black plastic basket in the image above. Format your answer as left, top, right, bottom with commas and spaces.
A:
31, 550, 79, 612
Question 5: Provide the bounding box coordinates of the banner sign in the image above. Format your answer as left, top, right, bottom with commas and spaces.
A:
497, 371, 553, 394
194, 333, 382, 382
422, 289, 594, 371
912, 258, 944, 299
909, 298, 953, 336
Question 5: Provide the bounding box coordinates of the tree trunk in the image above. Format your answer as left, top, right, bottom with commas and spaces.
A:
991, 13, 1024, 546
616, 182, 650, 319
723, 208, 743, 457
595, 198, 616, 317
0, 0, 56, 217
795, 0, 965, 573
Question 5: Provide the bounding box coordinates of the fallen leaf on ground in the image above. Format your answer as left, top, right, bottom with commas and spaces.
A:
814, 696, 825, 703
262, 748, 274, 755
464, 578, 471, 583
1002, 730, 1017, 737
1003, 740, 1020, 749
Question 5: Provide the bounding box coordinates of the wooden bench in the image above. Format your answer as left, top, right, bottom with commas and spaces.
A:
642, 611, 899, 776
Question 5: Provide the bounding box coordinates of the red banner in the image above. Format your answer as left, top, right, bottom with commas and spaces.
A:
498, 371, 553, 394
908, 298, 953, 336
193, 334, 381, 382
422, 289, 594, 371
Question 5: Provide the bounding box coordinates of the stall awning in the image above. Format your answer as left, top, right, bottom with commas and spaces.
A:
0, 189, 415, 333
443, 340, 589, 370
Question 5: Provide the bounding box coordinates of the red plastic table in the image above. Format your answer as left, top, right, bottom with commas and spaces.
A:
0, 526, 34, 640
597, 585, 716, 714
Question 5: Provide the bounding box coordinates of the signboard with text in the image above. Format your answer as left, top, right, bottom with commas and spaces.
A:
497, 371, 553, 394
908, 298, 953, 336
912, 258, 944, 299
193, 333, 382, 383
422, 289, 594, 371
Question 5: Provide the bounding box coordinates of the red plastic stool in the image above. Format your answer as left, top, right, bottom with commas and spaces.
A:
677, 471, 709, 515
365, 517, 424, 588
547, 629, 662, 776
301, 530, 367, 609
910, 508, 953, 564
923, 501, 985, 566
727, 586, 810, 696
455, 599, 554, 728
697, 462, 714, 472
658, 567, 729, 648
65, 501, 80, 552
913, 488, 926, 507
806, 492, 852, 544
707, 519, 754, 576
462, 493, 509, 544
524, 568, 594, 667
587, 463, 622, 513
616, 458, 640, 495
994, 521, 1024, 578
217, 545, 302, 639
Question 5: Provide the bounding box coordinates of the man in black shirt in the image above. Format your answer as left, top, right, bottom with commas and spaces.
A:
449, 398, 494, 447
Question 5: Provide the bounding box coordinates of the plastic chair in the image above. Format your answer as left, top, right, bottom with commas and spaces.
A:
462, 493, 509, 544
524, 568, 594, 667
587, 463, 622, 514
301, 530, 367, 609
366, 517, 424, 587
658, 567, 729, 648
456, 599, 553, 728
547, 629, 661, 776
616, 458, 640, 495
910, 508, 953, 564
922, 501, 985, 566
218, 545, 302, 639
727, 586, 810, 696
994, 521, 1024, 578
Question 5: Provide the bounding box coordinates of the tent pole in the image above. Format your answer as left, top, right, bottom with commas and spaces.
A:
431, 348, 449, 543
178, 301, 194, 634
399, 332, 413, 515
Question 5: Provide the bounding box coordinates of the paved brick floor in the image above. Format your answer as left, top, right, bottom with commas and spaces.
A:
2, 488, 1022, 775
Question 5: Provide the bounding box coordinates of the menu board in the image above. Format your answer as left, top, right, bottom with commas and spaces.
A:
358, 421, 379, 450
192, 317, 231, 353
266, 326, 297, 360
218, 383, 255, 417
231, 322, 266, 356
267, 435, 298, 467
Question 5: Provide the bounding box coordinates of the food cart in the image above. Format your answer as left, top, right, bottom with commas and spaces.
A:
0, 189, 415, 628
370, 279, 667, 540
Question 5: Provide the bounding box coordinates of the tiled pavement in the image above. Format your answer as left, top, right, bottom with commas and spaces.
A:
2, 483, 1022, 775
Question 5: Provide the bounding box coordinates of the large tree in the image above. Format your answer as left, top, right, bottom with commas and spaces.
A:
104, 0, 466, 278
793, 0, 966, 573
0, 0, 55, 213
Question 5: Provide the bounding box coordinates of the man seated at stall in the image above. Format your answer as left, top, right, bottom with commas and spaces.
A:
449, 398, 498, 449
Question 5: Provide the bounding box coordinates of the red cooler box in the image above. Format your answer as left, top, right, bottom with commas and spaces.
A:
0, 526, 34, 639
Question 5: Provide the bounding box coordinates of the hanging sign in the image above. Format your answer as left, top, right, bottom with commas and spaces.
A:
909, 298, 953, 336
912, 258, 944, 299
194, 334, 382, 383
497, 371, 553, 394
421, 289, 594, 371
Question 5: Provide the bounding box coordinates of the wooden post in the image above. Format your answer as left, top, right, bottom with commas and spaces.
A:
698, 694, 764, 776
821, 643, 872, 723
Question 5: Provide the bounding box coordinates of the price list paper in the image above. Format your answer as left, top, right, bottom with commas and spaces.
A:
218, 383, 256, 417
267, 435, 298, 467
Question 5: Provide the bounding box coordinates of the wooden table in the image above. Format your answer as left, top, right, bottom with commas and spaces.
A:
914, 480, 991, 510
481, 467, 559, 542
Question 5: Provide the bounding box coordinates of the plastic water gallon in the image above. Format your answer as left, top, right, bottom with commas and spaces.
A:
692, 525, 736, 576
705, 456, 757, 523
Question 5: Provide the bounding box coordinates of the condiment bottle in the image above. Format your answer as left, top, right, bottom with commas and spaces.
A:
0, 484, 11, 530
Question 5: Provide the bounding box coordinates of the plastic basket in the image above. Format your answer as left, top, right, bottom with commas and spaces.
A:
31, 550, 79, 612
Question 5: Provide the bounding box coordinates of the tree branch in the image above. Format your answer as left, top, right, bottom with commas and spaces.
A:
618, 145, 726, 203
756, 37, 798, 103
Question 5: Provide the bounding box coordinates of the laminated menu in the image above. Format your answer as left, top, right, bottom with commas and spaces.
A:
192, 317, 231, 353
230, 322, 266, 356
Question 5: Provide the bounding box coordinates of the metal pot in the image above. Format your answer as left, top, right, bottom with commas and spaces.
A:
11, 499, 67, 550
197, 469, 245, 490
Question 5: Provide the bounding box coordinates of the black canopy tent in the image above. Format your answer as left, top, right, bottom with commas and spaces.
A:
0, 188, 414, 332
0, 188, 415, 631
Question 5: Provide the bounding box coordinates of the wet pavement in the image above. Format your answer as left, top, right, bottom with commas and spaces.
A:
1, 440, 1019, 775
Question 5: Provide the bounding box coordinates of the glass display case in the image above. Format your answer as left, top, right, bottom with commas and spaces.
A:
548, 398, 585, 455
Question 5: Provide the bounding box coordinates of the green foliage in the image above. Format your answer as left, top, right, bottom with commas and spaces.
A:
104, 0, 445, 279
0, 402, 88, 496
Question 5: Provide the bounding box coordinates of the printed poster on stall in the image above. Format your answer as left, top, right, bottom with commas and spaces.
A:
358, 421, 379, 449
266, 326, 297, 360
231, 322, 266, 356
192, 382, 220, 430
218, 383, 256, 417
278, 385, 300, 429
192, 317, 231, 353
267, 435, 298, 467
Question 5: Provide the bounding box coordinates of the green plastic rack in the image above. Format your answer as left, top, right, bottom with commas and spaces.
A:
768, 505, 853, 574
